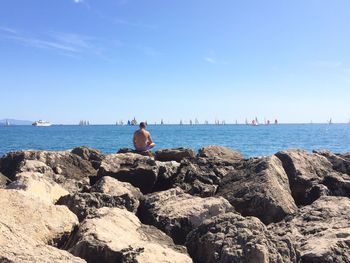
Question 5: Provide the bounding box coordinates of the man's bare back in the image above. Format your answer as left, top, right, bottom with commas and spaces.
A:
133, 122, 155, 151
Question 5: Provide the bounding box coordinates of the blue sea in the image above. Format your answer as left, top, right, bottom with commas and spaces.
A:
0, 124, 349, 158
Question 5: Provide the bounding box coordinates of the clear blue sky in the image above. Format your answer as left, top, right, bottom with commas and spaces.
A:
1, 0, 349, 124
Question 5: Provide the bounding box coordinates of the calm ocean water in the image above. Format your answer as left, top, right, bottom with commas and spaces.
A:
0, 124, 349, 158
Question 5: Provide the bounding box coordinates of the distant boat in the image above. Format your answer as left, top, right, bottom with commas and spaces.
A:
189, 120, 193, 125
204, 120, 209, 125
5, 119, 10, 126
274, 119, 278, 125
195, 118, 199, 125
79, 120, 90, 126
245, 118, 248, 125
32, 120, 52, 127
129, 117, 137, 125
180, 120, 183, 125
328, 118, 333, 125
161, 119, 164, 125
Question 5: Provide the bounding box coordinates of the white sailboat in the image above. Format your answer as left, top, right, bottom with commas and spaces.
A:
5, 119, 10, 126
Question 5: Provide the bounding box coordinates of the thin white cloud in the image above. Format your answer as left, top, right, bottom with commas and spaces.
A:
49, 32, 92, 49
204, 57, 217, 64
0, 26, 17, 34
0, 28, 112, 57
73, 0, 83, 3
6, 35, 79, 52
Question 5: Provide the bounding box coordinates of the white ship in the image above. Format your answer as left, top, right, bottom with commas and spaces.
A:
32, 120, 52, 126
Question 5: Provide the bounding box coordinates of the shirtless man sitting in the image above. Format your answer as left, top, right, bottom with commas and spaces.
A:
133, 122, 156, 152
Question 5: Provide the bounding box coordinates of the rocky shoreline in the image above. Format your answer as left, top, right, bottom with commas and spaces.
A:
0, 145, 350, 262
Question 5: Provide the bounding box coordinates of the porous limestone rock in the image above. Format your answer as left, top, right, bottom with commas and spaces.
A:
0, 172, 10, 187
7, 171, 69, 203
0, 150, 96, 192
0, 189, 78, 246
155, 147, 196, 162
97, 153, 160, 193
270, 196, 350, 262
314, 150, 350, 176
171, 158, 235, 197
0, 229, 86, 263
276, 149, 348, 205
153, 160, 180, 192
186, 212, 298, 263
91, 176, 143, 201
57, 177, 143, 221
71, 146, 105, 170
198, 145, 244, 164
216, 155, 297, 224
65, 207, 192, 263
138, 187, 233, 244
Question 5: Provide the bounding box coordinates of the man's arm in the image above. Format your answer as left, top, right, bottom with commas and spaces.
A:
133, 132, 137, 147
147, 132, 155, 146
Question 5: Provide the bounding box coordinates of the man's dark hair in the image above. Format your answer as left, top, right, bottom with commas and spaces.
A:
139, 122, 146, 128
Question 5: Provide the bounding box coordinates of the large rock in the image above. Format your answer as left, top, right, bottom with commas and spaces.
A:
57, 177, 143, 221
155, 148, 196, 162
7, 172, 69, 203
0, 189, 78, 246
65, 207, 192, 263
0, 189, 82, 261
97, 153, 160, 193
138, 187, 233, 244
276, 149, 344, 205
198, 145, 244, 164
270, 196, 350, 262
172, 158, 235, 197
91, 176, 143, 201
315, 150, 350, 176
0, 150, 96, 192
0, 229, 85, 263
186, 212, 298, 263
71, 146, 105, 170
0, 172, 10, 187
216, 156, 297, 224
153, 160, 181, 192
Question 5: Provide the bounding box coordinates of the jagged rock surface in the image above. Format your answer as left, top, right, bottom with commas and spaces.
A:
172, 157, 235, 197
97, 153, 159, 193
276, 149, 350, 205
270, 196, 350, 262
0, 231, 86, 263
0, 172, 10, 187
7, 171, 69, 203
186, 212, 298, 263
65, 207, 192, 263
198, 145, 244, 164
216, 155, 297, 224
0, 150, 96, 192
155, 147, 196, 162
0, 189, 78, 245
71, 146, 105, 170
138, 187, 233, 244
315, 150, 350, 176
57, 177, 143, 221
